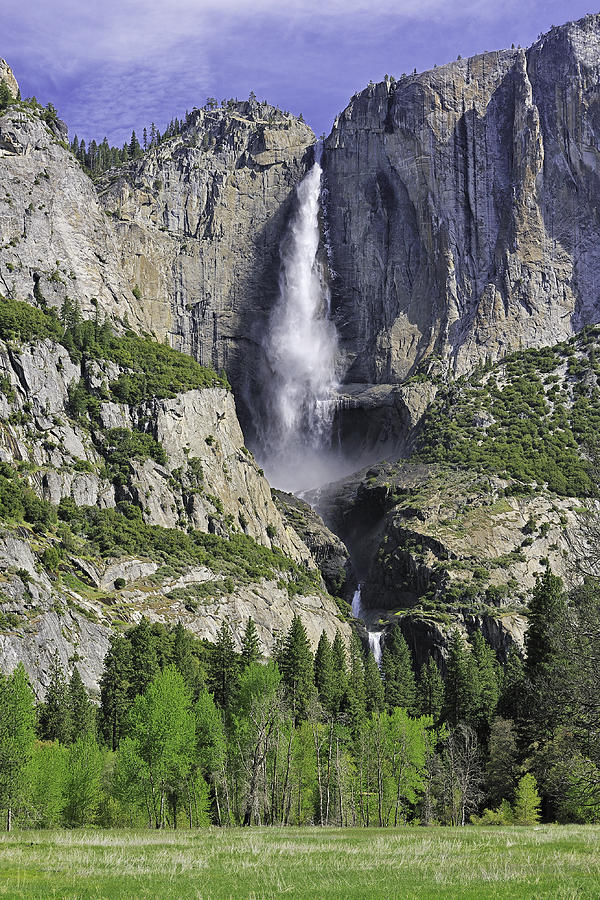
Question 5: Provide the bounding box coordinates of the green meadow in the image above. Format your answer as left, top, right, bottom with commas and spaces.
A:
0, 826, 598, 899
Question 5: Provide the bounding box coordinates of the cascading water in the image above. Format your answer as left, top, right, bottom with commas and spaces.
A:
259, 146, 339, 493
352, 585, 384, 666
258, 146, 383, 663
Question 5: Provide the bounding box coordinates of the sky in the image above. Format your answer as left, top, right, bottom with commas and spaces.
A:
2, 1, 597, 146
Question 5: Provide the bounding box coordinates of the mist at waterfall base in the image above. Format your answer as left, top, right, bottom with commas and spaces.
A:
256, 153, 347, 494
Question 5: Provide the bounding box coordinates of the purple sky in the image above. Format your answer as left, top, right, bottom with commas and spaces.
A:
3, 1, 596, 146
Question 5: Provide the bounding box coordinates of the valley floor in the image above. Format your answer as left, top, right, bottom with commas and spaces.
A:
0, 825, 598, 898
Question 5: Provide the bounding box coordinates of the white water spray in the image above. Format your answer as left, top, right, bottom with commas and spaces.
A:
260, 149, 339, 492
352, 585, 384, 666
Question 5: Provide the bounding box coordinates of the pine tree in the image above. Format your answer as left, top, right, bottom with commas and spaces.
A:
129, 130, 142, 159
525, 569, 565, 677
314, 631, 336, 715
171, 622, 199, 691
39, 652, 72, 744
240, 618, 261, 669
444, 631, 480, 727
99, 634, 132, 751
208, 620, 239, 711
278, 615, 314, 722
364, 651, 385, 714
471, 631, 500, 736
486, 717, 518, 807
497, 647, 525, 721
345, 633, 366, 732
0, 665, 36, 830
128, 618, 159, 699
513, 772, 541, 824
331, 631, 348, 715
0, 81, 13, 111
381, 626, 416, 713
68, 667, 94, 739
417, 655, 444, 722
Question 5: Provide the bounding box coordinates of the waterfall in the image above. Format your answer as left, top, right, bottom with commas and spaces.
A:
352, 585, 384, 666
259, 147, 339, 492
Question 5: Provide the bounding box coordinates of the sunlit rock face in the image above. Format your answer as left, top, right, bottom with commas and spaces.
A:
323, 15, 600, 386
96, 102, 316, 420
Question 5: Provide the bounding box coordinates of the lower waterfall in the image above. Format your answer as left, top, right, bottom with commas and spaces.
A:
352, 585, 383, 666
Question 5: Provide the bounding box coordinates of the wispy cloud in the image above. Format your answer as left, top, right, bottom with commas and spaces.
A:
2, 0, 594, 143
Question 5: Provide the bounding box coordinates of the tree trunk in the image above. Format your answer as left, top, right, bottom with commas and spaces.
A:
6, 807, 11, 833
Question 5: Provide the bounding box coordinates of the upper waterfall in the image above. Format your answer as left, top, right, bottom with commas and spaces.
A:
259, 148, 340, 492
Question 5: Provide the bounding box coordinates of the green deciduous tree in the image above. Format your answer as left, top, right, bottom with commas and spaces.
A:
62, 735, 104, 827
129, 667, 195, 828
24, 740, 67, 827
0, 664, 36, 830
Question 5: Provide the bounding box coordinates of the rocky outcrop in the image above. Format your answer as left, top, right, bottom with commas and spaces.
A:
323, 15, 600, 390
274, 490, 350, 598
96, 102, 315, 428
0, 336, 310, 561
0, 530, 350, 697
0, 108, 152, 330
315, 459, 585, 660
0, 60, 18, 99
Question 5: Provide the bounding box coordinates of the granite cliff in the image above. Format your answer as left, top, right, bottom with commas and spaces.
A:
1, 15, 600, 686
323, 15, 600, 394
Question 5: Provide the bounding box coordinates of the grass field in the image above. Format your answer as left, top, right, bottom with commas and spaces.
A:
0, 826, 599, 899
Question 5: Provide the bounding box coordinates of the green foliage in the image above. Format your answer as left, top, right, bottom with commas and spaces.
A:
0, 664, 36, 829
277, 615, 315, 722
314, 631, 336, 715
24, 741, 68, 827
102, 428, 167, 484
513, 773, 541, 825
240, 618, 261, 669
0, 296, 62, 343
414, 333, 600, 496
0, 81, 14, 111
60, 503, 321, 594
0, 463, 56, 530
128, 667, 195, 829
62, 735, 104, 826
380, 626, 417, 714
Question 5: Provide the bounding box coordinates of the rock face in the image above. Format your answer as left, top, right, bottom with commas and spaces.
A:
315, 459, 586, 662
96, 102, 315, 427
0, 60, 18, 99
323, 15, 600, 390
0, 108, 153, 330
0, 531, 350, 698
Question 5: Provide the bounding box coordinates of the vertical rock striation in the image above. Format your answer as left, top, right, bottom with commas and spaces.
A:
323, 15, 600, 386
